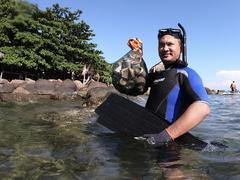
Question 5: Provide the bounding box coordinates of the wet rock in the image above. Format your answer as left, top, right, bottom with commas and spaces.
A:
83, 86, 118, 107
77, 80, 108, 99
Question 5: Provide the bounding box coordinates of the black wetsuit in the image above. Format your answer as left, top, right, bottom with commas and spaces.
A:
145, 65, 209, 123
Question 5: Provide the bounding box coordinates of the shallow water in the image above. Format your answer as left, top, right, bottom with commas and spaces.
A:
0, 95, 239, 179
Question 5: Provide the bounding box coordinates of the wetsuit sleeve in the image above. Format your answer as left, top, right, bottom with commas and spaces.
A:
178, 68, 209, 103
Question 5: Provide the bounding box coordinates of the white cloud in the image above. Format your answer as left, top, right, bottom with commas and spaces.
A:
216, 70, 240, 80
205, 70, 240, 90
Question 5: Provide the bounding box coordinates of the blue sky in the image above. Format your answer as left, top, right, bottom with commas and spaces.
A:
28, 0, 240, 90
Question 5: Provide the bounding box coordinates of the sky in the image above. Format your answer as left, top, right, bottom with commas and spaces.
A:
28, 0, 240, 90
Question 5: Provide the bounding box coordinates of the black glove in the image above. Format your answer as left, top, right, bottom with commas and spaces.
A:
143, 129, 173, 147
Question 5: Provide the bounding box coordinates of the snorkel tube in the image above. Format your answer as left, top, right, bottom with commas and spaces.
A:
177, 23, 187, 65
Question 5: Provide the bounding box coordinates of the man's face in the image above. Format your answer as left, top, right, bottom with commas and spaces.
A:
158, 35, 181, 64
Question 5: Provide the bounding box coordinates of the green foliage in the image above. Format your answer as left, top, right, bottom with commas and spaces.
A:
0, 0, 111, 83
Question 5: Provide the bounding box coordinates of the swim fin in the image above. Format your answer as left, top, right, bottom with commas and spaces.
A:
95, 93, 208, 149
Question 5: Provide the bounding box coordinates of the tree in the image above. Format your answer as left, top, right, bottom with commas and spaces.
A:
0, 0, 111, 83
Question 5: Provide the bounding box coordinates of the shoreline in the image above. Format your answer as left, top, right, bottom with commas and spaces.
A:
0, 78, 117, 106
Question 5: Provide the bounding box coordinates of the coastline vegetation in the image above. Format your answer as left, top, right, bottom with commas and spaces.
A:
0, 0, 112, 84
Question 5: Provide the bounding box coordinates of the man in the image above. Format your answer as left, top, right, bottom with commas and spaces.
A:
230, 81, 237, 93
143, 24, 211, 147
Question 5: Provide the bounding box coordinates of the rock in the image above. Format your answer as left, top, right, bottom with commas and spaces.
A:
10, 79, 25, 88
83, 86, 118, 106
13, 87, 30, 95
77, 80, 108, 98
57, 79, 76, 93
74, 80, 85, 90
52, 79, 63, 89
205, 87, 212, 94
35, 79, 55, 95
0, 80, 15, 93
215, 90, 225, 94
0, 77, 112, 103
0, 93, 36, 102
205, 87, 220, 94
53, 79, 77, 100
25, 78, 35, 83
86, 80, 108, 91
0, 79, 8, 84
76, 89, 88, 98
20, 82, 36, 94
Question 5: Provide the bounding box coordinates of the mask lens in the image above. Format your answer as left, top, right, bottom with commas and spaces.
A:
158, 28, 182, 40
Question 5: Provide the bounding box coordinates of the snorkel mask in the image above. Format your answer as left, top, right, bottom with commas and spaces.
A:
158, 23, 188, 66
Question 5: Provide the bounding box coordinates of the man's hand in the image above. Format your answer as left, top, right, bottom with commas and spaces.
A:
127, 38, 143, 56
143, 129, 173, 147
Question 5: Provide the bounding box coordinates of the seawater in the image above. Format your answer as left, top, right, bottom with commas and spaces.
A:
0, 95, 239, 179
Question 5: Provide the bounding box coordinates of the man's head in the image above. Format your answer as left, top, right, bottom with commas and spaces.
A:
157, 24, 187, 67
158, 34, 182, 66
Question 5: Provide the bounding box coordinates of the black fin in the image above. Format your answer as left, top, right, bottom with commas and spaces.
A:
95, 93, 208, 149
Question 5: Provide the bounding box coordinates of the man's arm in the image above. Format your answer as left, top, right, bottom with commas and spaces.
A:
166, 101, 211, 140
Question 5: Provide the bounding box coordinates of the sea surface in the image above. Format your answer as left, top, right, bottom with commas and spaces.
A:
0, 95, 239, 179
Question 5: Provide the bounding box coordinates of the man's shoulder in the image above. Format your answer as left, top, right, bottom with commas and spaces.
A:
149, 62, 165, 73
176, 66, 203, 83
176, 66, 199, 75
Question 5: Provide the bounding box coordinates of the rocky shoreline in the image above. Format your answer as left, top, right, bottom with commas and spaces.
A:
0, 78, 221, 106
205, 87, 230, 95
0, 78, 118, 106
